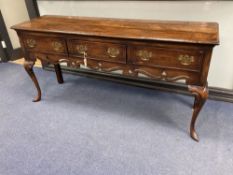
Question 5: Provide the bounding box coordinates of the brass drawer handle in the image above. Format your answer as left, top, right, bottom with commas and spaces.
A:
52, 41, 63, 52
178, 54, 194, 66
26, 39, 36, 48
76, 44, 88, 55
107, 47, 120, 58
137, 50, 152, 61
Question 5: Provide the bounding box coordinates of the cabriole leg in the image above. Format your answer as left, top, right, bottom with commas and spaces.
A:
24, 60, 41, 102
188, 85, 208, 142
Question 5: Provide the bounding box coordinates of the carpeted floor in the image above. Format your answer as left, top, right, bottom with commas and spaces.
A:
0, 63, 232, 175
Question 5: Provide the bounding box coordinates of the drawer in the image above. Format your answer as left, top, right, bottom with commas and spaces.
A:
128, 44, 204, 71
23, 35, 67, 55
67, 39, 126, 64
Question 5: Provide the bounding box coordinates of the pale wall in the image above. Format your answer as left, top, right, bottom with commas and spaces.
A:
37, 1, 233, 90
0, 0, 29, 49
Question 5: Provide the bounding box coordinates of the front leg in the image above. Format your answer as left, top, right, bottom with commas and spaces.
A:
24, 60, 41, 102
188, 85, 208, 142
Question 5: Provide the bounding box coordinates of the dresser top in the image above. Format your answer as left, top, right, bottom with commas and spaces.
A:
12, 15, 219, 45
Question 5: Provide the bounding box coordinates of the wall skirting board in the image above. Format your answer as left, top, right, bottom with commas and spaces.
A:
44, 65, 233, 103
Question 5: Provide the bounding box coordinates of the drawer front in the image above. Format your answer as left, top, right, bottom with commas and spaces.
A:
23, 35, 67, 54
128, 45, 204, 71
68, 39, 126, 64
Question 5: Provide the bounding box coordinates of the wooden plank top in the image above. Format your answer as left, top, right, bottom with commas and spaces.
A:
12, 15, 219, 45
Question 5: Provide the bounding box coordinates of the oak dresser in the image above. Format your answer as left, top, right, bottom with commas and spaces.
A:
12, 15, 219, 141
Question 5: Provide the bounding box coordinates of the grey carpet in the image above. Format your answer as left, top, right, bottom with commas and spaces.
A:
0, 63, 232, 175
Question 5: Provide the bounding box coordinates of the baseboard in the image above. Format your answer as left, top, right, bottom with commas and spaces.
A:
43, 65, 233, 103
209, 87, 233, 103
